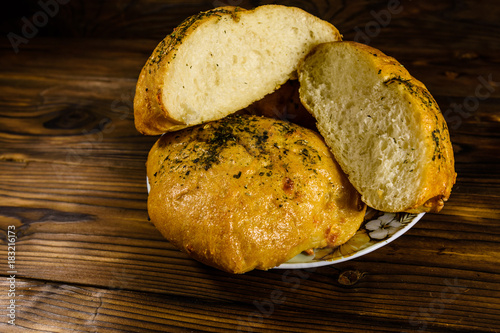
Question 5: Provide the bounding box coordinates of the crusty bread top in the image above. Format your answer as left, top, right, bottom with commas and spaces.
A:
134, 5, 341, 135
146, 115, 366, 273
298, 41, 456, 213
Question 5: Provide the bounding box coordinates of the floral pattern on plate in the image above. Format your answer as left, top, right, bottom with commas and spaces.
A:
276, 208, 424, 269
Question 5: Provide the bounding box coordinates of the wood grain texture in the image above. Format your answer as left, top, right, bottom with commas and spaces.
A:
1, 0, 500, 332
3, 279, 468, 333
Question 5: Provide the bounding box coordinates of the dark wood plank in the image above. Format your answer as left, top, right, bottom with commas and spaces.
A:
0, 275, 496, 332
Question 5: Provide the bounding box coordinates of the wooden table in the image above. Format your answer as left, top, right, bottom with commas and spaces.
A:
1, 0, 499, 332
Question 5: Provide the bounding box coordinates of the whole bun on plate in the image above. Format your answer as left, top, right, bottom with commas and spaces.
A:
146, 115, 366, 274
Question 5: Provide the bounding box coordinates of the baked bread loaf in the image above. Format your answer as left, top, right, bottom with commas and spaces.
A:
134, 5, 341, 135
298, 41, 456, 213
147, 115, 366, 274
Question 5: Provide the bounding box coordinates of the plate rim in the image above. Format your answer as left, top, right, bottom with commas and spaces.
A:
274, 212, 425, 269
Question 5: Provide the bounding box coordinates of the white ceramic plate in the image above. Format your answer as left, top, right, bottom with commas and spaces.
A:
275, 209, 424, 269
147, 177, 424, 269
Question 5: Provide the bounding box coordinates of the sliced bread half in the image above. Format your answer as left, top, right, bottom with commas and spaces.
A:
134, 5, 341, 135
298, 41, 456, 213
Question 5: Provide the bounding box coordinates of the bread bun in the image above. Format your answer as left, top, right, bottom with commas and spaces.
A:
298, 41, 456, 213
147, 115, 366, 274
134, 5, 341, 135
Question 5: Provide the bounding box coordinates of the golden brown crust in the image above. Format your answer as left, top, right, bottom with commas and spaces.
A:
147, 115, 366, 273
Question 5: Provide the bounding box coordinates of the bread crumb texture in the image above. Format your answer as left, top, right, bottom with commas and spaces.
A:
134, 5, 341, 135
298, 41, 455, 213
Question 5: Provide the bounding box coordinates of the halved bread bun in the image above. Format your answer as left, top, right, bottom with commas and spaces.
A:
298, 41, 456, 213
134, 5, 341, 135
